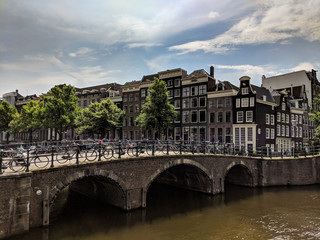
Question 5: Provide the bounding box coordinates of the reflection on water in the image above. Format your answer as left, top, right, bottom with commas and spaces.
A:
8, 184, 320, 240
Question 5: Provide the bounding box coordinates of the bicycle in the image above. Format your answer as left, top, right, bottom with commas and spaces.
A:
56, 143, 84, 164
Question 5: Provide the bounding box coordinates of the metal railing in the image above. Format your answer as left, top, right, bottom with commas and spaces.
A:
0, 140, 319, 174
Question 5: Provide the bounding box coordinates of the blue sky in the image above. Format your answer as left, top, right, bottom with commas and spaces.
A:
1, 0, 320, 97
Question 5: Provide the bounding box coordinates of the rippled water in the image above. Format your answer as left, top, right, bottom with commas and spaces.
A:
8, 184, 320, 240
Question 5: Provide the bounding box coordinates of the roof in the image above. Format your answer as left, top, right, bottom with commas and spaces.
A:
75, 82, 122, 92
186, 69, 210, 79
252, 85, 275, 103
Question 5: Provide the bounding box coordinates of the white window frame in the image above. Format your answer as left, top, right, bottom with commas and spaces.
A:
242, 87, 249, 95
237, 111, 244, 123
246, 111, 253, 122
241, 98, 249, 107
236, 98, 240, 108
271, 115, 274, 125
250, 97, 255, 107
266, 114, 270, 124
271, 129, 275, 139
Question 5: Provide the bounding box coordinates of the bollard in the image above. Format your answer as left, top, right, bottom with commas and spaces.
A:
26, 149, 30, 172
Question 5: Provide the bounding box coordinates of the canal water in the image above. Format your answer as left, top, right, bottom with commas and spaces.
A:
8, 184, 320, 240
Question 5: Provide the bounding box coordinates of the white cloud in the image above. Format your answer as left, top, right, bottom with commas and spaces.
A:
209, 11, 220, 19
170, 0, 320, 54
291, 62, 315, 72
69, 47, 94, 57
126, 43, 163, 49
215, 64, 277, 76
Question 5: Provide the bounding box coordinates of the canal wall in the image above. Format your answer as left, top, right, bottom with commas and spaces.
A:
0, 155, 319, 239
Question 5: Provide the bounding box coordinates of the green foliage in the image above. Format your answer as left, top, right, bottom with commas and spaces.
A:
136, 77, 177, 138
42, 85, 79, 140
9, 100, 43, 141
0, 100, 17, 132
75, 98, 124, 138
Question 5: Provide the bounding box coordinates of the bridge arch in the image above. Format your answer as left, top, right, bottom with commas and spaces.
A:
223, 161, 254, 187
49, 169, 127, 206
145, 158, 213, 194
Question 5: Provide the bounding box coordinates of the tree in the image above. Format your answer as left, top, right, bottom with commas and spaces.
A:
9, 100, 43, 142
42, 85, 79, 140
136, 77, 177, 139
75, 98, 124, 138
0, 101, 17, 143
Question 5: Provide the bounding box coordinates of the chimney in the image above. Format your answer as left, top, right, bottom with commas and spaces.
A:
210, 66, 214, 78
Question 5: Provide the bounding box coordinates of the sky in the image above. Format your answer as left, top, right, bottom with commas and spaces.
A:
0, 0, 320, 97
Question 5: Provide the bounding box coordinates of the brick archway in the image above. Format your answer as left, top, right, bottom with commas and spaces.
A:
144, 158, 213, 193
223, 161, 254, 186
49, 169, 127, 204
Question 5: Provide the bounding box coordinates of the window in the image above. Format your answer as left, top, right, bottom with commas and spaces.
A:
174, 100, 180, 109
241, 98, 249, 107
277, 125, 280, 136
282, 113, 285, 123
236, 99, 240, 108
218, 99, 223, 108
175, 89, 180, 97
123, 95, 128, 102
183, 111, 189, 123
191, 86, 198, 96
218, 112, 223, 122
237, 111, 243, 123
282, 125, 285, 136
192, 98, 198, 108
167, 80, 173, 87
129, 94, 133, 102
210, 128, 215, 142
141, 89, 146, 98
210, 112, 215, 123
266, 128, 270, 139
266, 114, 270, 124
209, 99, 215, 108
226, 111, 231, 123
277, 112, 281, 122
199, 97, 206, 107
199, 85, 207, 95
183, 99, 189, 108
226, 128, 231, 143
291, 126, 295, 137
286, 114, 289, 123
168, 90, 173, 97
235, 128, 240, 145
271, 129, 275, 139
135, 105, 139, 112
199, 110, 206, 122
191, 111, 197, 123
129, 105, 134, 113
286, 126, 289, 137
175, 79, 180, 87
218, 128, 223, 142
83, 100, 88, 107
246, 111, 253, 122
242, 87, 249, 94
282, 102, 286, 111
299, 127, 302, 137
183, 87, 190, 97
271, 115, 275, 125
250, 97, 255, 107
135, 93, 139, 101
226, 98, 231, 107
299, 115, 302, 124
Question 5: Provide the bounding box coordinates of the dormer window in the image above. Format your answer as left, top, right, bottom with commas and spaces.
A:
242, 87, 249, 94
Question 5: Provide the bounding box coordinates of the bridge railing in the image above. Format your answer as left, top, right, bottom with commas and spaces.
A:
0, 140, 319, 174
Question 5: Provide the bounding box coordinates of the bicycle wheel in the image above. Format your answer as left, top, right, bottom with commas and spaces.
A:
9, 158, 26, 172
171, 144, 180, 154
127, 147, 136, 157
102, 148, 113, 160
56, 150, 70, 164
85, 150, 97, 161
33, 155, 50, 168
145, 144, 154, 155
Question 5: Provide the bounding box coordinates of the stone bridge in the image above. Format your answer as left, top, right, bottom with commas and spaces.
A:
0, 154, 319, 238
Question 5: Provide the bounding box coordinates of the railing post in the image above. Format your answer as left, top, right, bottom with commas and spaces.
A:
179, 141, 182, 155
50, 146, 54, 168
304, 146, 307, 157
166, 140, 169, 155
98, 142, 102, 161
0, 151, 3, 175
136, 142, 139, 157
118, 140, 122, 159
204, 141, 207, 154
192, 141, 195, 154
76, 147, 79, 165
152, 140, 155, 156
26, 149, 30, 172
